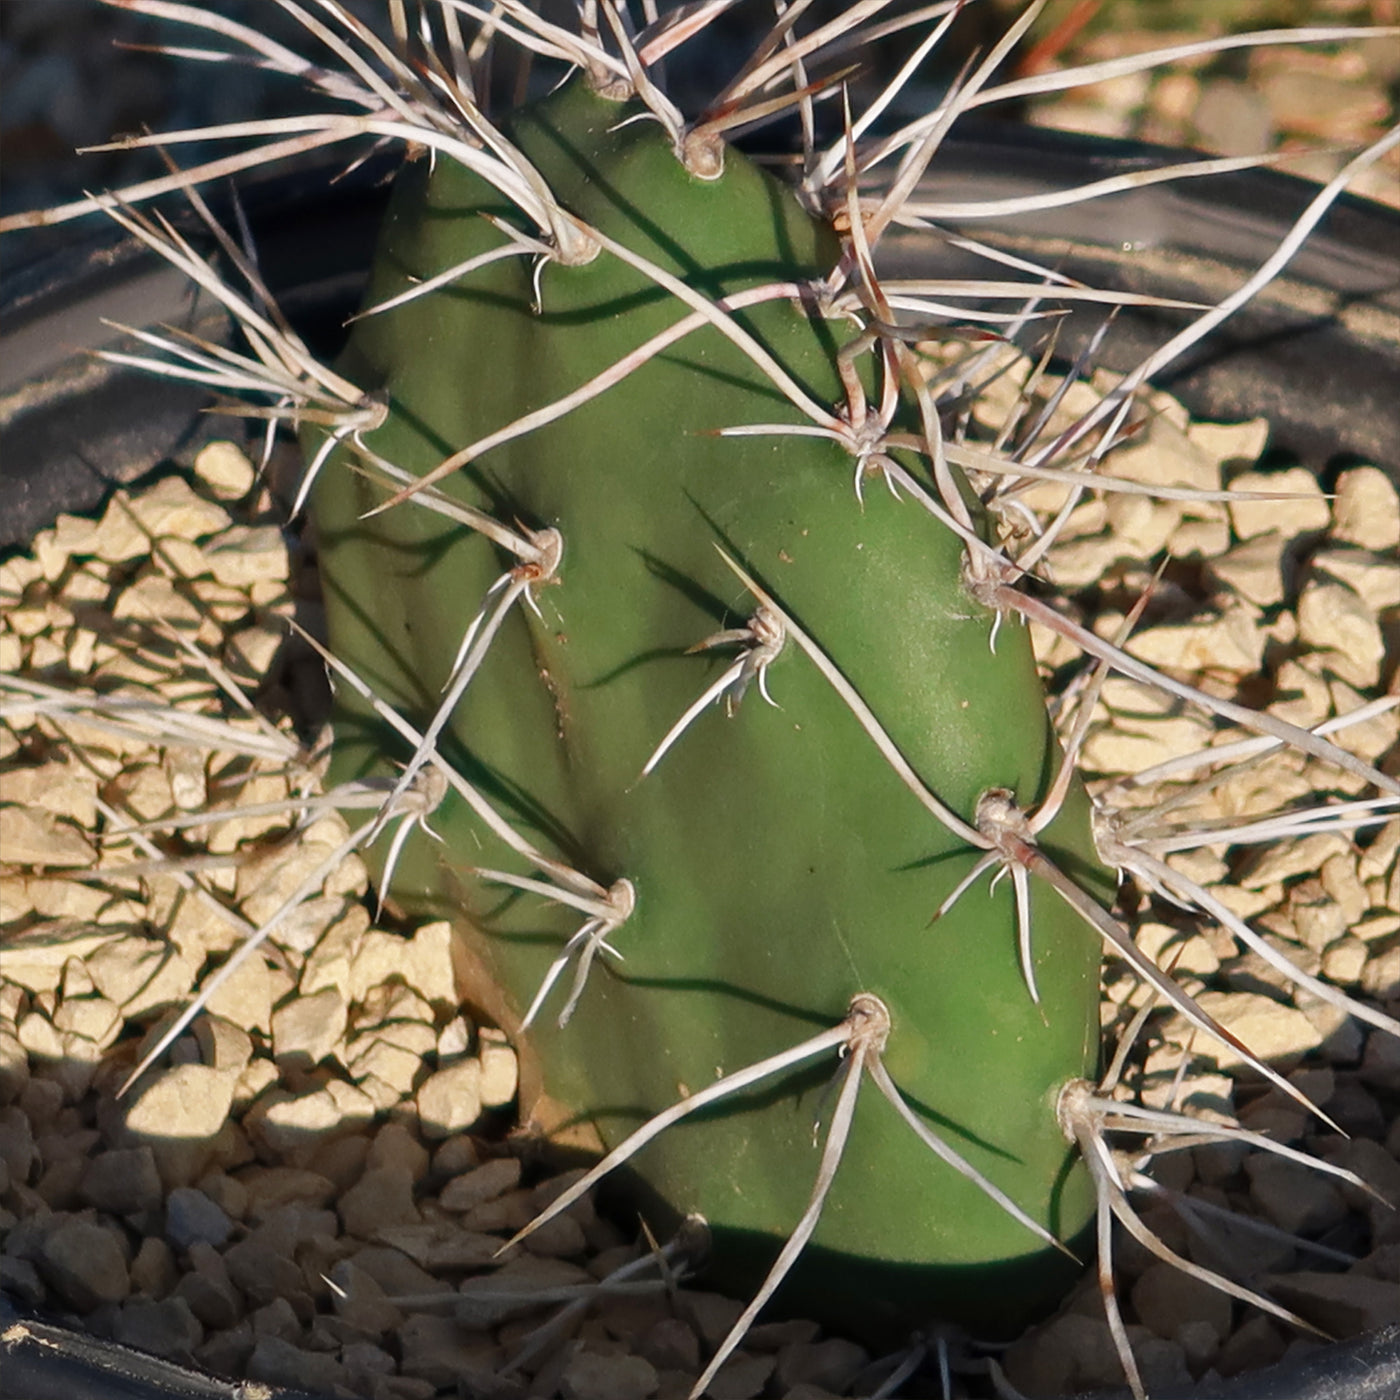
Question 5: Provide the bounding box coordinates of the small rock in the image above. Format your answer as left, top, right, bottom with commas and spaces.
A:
398, 1313, 506, 1389
436, 1015, 472, 1061
343, 1340, 397, 1378
1266, 1271, 1400, 1336
246, 1336, 349, 1393
194, 1321, 254, 1380
223, 1236, 308, 1309
40, 1218, 131, 1310
328, 1259, 404, 1337
1183, 992, 1323, 1072
416, 1059, 483, 1140
1332, 465, 1400, 551
0, 807, 94, 867
79, 1146, 164, 1215
192, 441, 257, 500
1228, 467, 1329, 539
1210, 533, 1287, 607
641, 1318, 700, 1372
0, 1256, 45, 1307
307, 1134, 371, 1192
249, 1086, 351, 1155
440, 1156, 522, 1212
351, 1038, 425, 1098
366, 1120, 430, 1182
1130, 1260, 1232, 1344
1216, 1315, 1287, 1377
774, 1337, 868, 1394
174, 1244, 243, 1329
114, 1296, 203, 1359
706, 1353, 776, 1400
1360, 1033, 1400, 1094
165, 1186, 235, 1251
0, 1105, 37, 1183
125, 1064, 236, 1141
682, 1292, 745, 1349
1297, 581, 1384, 687
520, 1211, 587, 1259
270, 986, 347, 1068
250, 1295, 302, 1343
1245, 1154, 1349, 1236
235, 1165, 337, 1215
1322, 937, 1369, 987
338, 1164, 421, 1238
431, 1134, 481, 1179
203, 525, 289, 589
372, 1221, 500, 1271
561, 1350, 659, 1400
478, 1030, 519, 1108
129, 1236, 178, 1299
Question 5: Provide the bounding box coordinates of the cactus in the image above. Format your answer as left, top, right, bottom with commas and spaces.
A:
313, 69, 1109, 1340
7, 3, 1398, 1395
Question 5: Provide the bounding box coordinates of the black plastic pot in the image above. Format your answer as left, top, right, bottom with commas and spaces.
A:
1, 129, 1397, 1400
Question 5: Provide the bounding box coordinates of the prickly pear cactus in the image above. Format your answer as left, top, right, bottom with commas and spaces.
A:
312, 73, 1107, 1335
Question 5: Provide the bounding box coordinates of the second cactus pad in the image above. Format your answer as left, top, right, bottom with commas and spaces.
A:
314, 75, 1108, 1337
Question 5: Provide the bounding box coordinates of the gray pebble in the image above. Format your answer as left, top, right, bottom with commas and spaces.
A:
165, 1185, 234, 1251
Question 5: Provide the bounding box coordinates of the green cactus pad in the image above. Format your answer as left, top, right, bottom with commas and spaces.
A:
312, 76, 1109, 1338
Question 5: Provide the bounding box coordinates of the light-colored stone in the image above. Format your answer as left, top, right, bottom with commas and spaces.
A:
267, 991, 347, 1064
192, 441, 257, 500
416, 1058, 483, 1140
86, 934, 200, 1018
125, 1063, 237, 1141
1311, 546, 1400, 615
1332, 465, 1399, 551
1228, 467, 1330, 539
1125, 602, 1265, 675
0, 806, 95, 867
350, 921, 458, 1010
1178, 991, 1323, 1072
248, 1086, 352, 1155
53, 994, 122, 1049
1210, 532, 1288, 606
1297, 580, 1384, 688
203, 525, 289, 588
351, 1037, 425, 1098
479, 1030, 519, 1108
